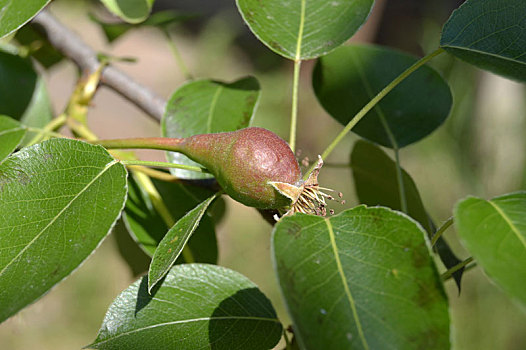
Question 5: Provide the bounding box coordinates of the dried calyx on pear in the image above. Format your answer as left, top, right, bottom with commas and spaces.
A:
270, 155, 338, 218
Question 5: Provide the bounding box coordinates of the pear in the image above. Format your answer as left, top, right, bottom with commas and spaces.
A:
97, 127, 303, 209
174, 127, 302, 208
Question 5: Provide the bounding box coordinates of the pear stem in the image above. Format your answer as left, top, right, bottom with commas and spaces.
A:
92, 137, 185, 152
121, 160, 208, 173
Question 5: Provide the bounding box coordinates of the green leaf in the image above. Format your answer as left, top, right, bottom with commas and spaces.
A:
91, 19, 132, 43
236, 0, 374, 60
0, 50, 37, 119
313, 44, 453, 148
14, 24, 63, 68
455, 192, 526, 308
89, 264, 282, 350
19, 77, 54, 145
273, 207, 449, 350
0, 115, 26, 162
90, 11, 196, 43
0, 138, 127, 322
162, 77, 260, 179
148, 193, 219, 292
123, 172, 219, 262
141, 10, 196, 27
99, 0, 155, 24
113, 218, 151, 277
0, 0, 51, 39
351, 140, 465, 290
0, 50, 53, 142
351, 140, 433, 232
440, 0, 526, 82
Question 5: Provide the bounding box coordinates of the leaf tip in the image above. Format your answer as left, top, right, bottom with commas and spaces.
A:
82, 342, 96, 349
147, 274, 157, 294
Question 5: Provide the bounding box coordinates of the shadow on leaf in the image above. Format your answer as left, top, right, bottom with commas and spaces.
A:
208, 287, 282, 349
134, 274, 163, 316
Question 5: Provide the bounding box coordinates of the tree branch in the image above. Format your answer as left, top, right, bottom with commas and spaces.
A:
32, 10, 166, 121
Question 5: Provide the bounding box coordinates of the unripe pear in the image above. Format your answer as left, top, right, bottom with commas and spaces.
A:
175, 127, 301, 208
95, 127, 332, 216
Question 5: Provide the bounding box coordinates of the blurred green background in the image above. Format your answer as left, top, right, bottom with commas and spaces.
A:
1, 0, 525, 349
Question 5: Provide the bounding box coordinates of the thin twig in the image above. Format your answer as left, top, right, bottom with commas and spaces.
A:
432, 217, 454, 246
442, 257, 474, 281
31, 10, 166, 121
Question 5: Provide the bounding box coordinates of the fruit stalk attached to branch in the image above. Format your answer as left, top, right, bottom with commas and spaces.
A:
94, 127, 334, 218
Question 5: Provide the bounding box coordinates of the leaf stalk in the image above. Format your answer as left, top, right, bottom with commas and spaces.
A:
432, 216, 454, 246
289, 59, 302, 153
162, 28, 193, 81
121, 160, 208, 173
26, 113, 67, 146
306, 47, 445, 178
441, 257, 474, 281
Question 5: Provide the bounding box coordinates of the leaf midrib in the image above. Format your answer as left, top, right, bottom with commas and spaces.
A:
206, 86, 223, 133
349, 49, 400, 148
325, 218, 369, 350
294, 0, 306, 60
148, 194, 218, 290
0, 126, 24, 137
0, 159, 119, 277
91, 315, 280, 347
442, 45, 526, 65
0, 1, 12, 25
487, 199, 526, 249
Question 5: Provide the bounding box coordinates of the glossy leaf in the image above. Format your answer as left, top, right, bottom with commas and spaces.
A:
441, 0, 526, 82
162, 77, 260, 179
236, 0, 374, 60
123, 173, 219, 262
148, 193, 218, 291
0, 115, 25, 162
89, 264, 282, 350
0, 139, 127, 322
351, 141, 465, 290
273, 207, 449, 350
313, 44, 453, 148
0, 0, 51, 39
99, 0, 155, 24
455, 192, 526, 308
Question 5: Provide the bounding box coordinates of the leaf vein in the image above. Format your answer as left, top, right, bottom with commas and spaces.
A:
487, 200, 526, 249
92, 315, 280, 347
325, 218, 369, 350
0, 160, 119, 277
